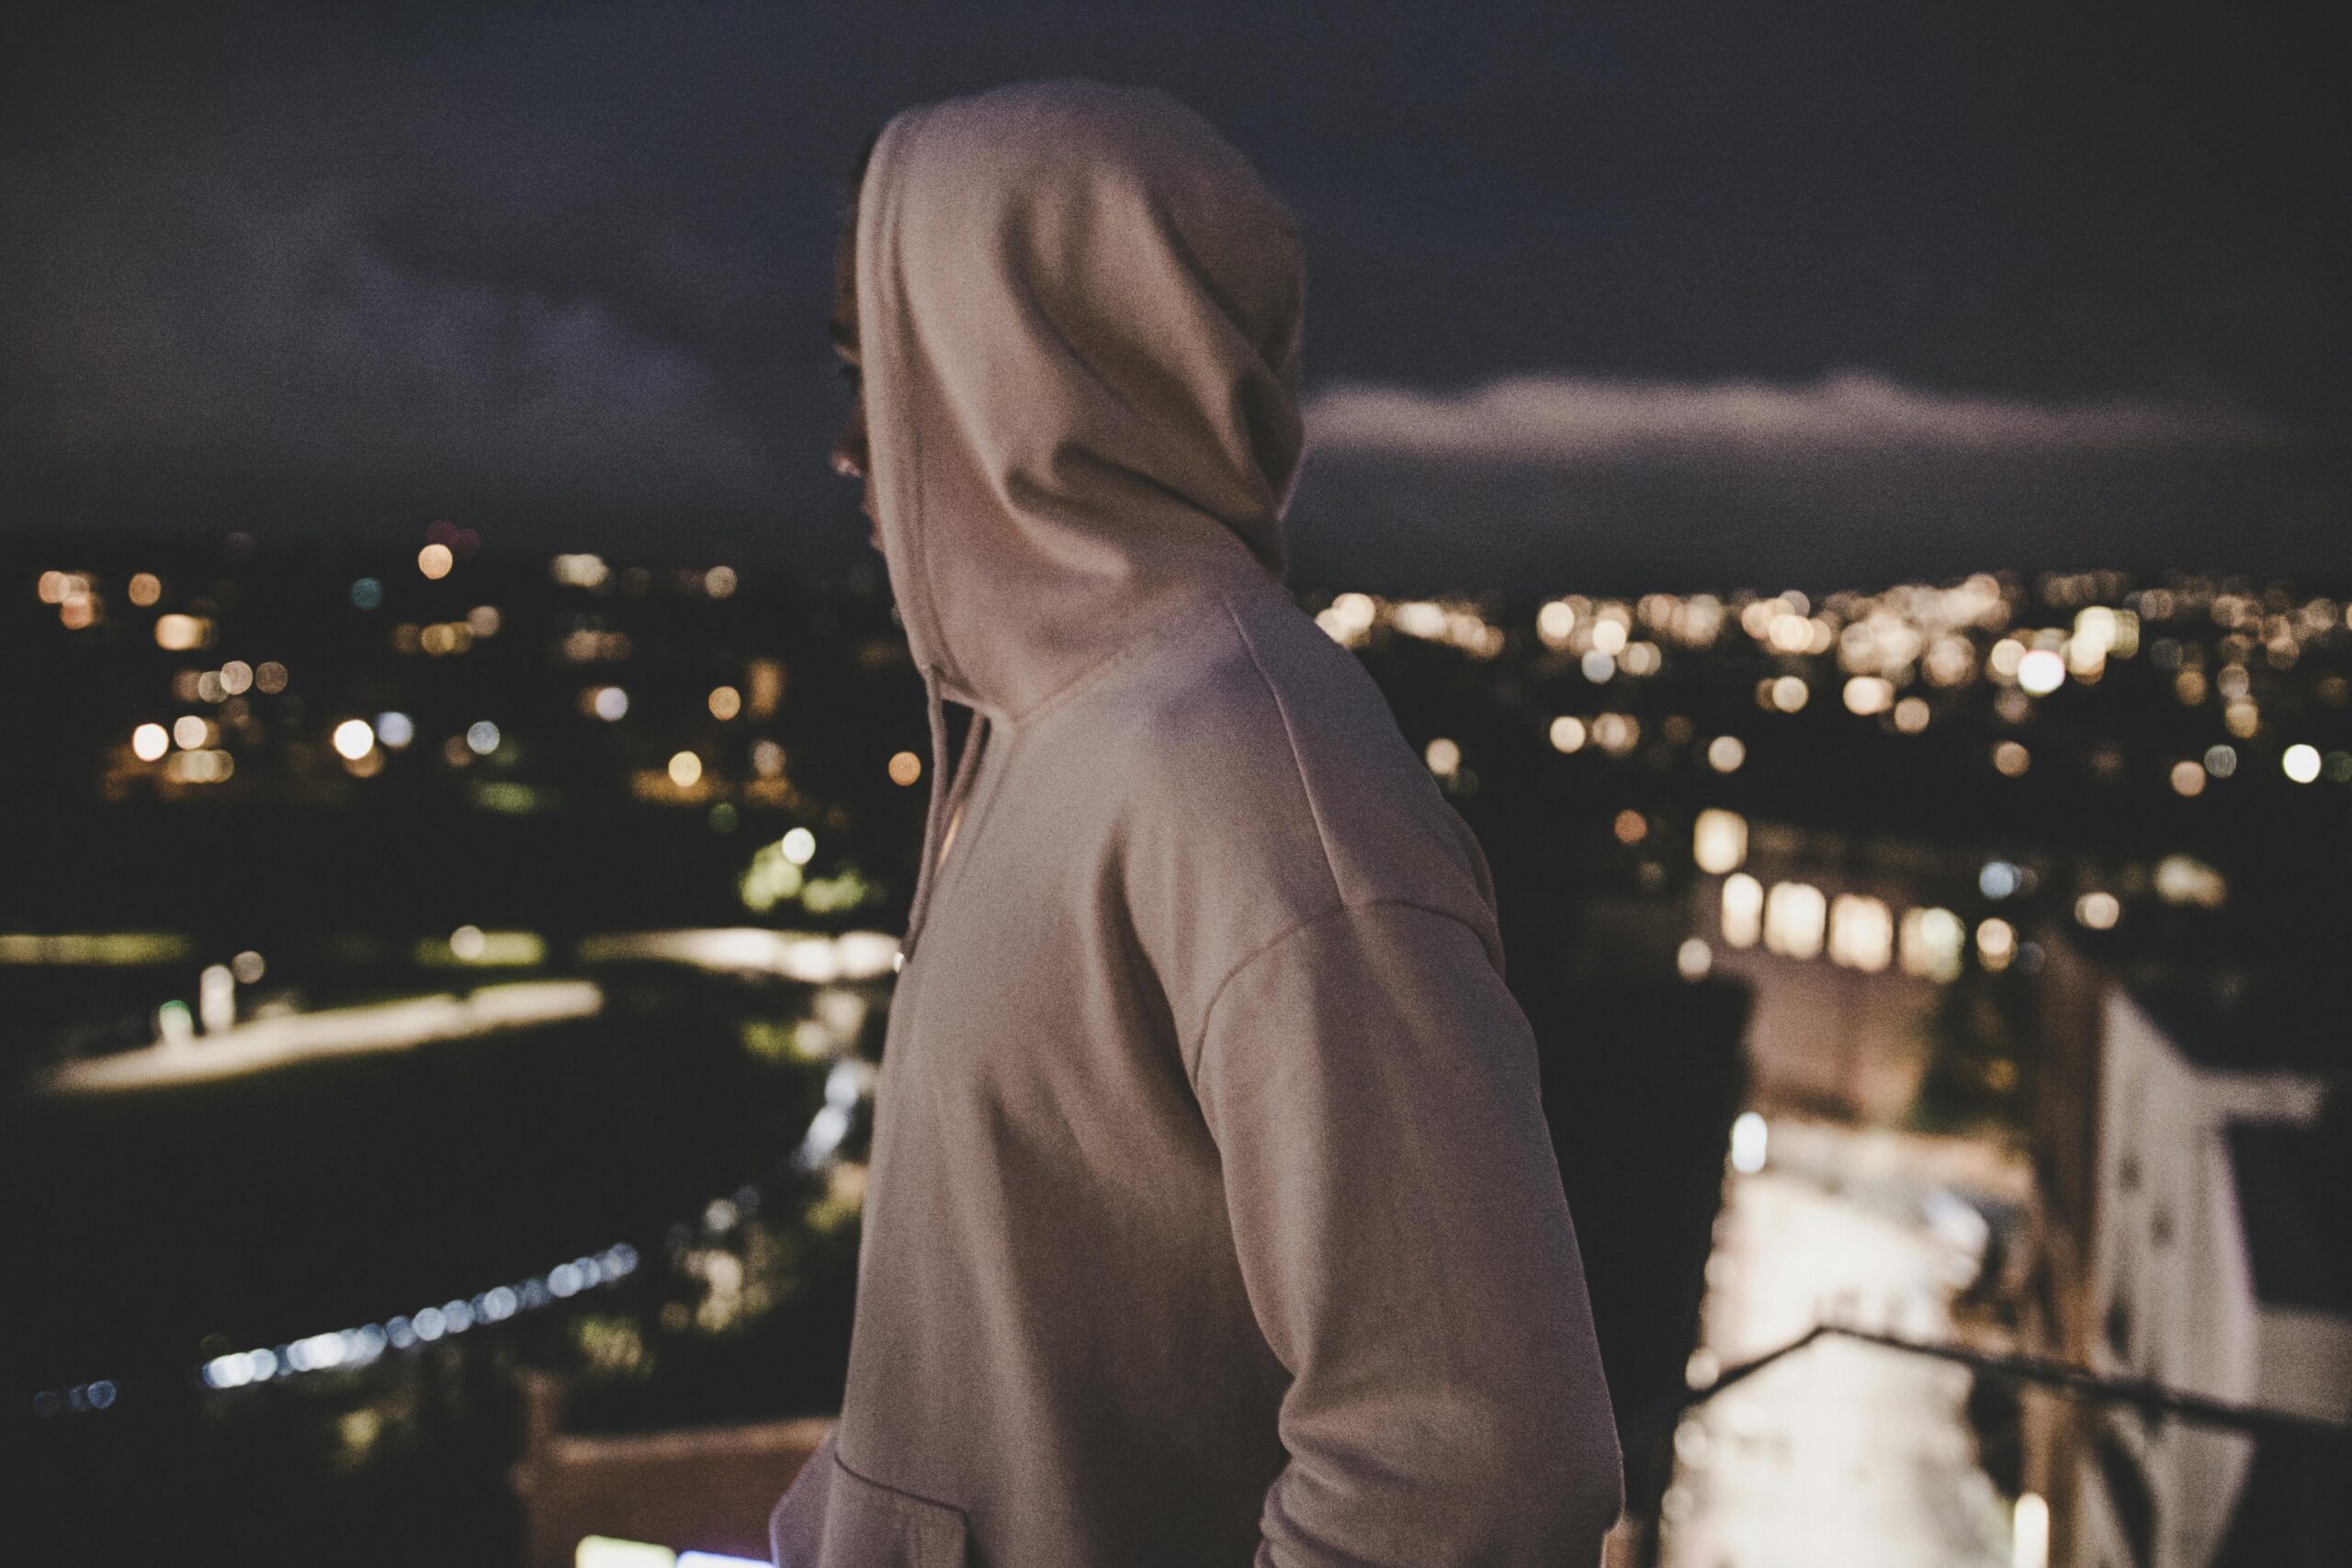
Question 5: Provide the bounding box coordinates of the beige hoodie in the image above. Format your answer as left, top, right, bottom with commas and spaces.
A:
770, 80, 1622, 1567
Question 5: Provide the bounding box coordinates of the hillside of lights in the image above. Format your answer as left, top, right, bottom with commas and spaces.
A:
8, 529, 2347, 1562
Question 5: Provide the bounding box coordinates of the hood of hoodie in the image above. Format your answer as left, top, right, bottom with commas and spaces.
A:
854, 79, 1306, 724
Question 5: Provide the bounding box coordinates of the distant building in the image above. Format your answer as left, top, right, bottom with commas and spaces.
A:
2025, 942, 2350, 1567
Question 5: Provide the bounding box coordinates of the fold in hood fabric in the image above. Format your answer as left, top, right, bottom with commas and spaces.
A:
856, 80, 1306, 959
774, 80, 1621, 1567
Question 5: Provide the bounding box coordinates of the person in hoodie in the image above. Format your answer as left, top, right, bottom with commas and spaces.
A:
770, 80, 1623, 1567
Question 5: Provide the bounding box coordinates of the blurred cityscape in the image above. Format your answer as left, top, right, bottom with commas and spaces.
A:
9, 526, 2349, 1566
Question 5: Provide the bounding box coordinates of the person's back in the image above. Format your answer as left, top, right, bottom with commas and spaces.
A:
772, 79, 1622, 1566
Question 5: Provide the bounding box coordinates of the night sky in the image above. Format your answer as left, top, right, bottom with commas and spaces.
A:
5, 1, 2346, 589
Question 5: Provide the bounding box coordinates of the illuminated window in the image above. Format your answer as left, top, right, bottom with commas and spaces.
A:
1721, 873, 1764, 948
1762, 882, 1826, 960
1827, 894, 1894, 972
1900, 908, 1965, 982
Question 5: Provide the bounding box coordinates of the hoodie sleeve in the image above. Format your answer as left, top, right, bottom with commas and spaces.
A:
1191, 897, 1624, 1567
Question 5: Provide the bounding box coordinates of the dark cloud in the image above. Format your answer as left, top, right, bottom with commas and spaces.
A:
3, 1, 2346, 581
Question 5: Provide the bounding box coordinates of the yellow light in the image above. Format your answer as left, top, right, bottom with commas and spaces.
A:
1988, 637, 2025, 679
1994, 741, 2030, 777
2169, 760, 2207, 797
154, 614, 210, 651
704, 565, 739, 598
1590, 619, 1628, 656
1536, 600, 1577, 647
1424, 737, 1461, 775
417, 542, 454, 580
37, 570, 72, 604
173, 715, 211, 750
551, 553, 611, 589
164, 750, 235, 784
1827, 894, 1894, 972
1395, 600, 1446, 639
1976, 917, 2016, 972
2154, 854, 2227, 908
2283, 743, 2322, 784
1893, 696, 1930, 734
888, 750, 922, 786
708, 685, 742, 721
2013, 1491, 2050, 1568
1592, 713, 1641, 755
332, 719, 377, 761
219, 660, 254, 695
1706, 735, 1746, 773
2075, 892, 2120, 931
1763, 881, 1826, 960
1692, 809, 1747, 874
128, 572, 162, 607
255, 660, 289, 694
574, 1537, 675, 1568
1770, 675, 1808, 714
1612, 809, 1646, 845
667, 751, 704, 787
1842, 675, 1894, 716
467, 604, 502, 637
2017, 649, 2065, 695
1729, 1111, 1769, 1174
1677, 939, 1712, 981
1548, 716, 1588, 753
1900, 908, 1965, 981
131, 724, 170, 761
781, 827, 816, 865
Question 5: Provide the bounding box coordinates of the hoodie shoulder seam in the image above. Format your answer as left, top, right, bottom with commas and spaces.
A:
1218, 590, 1345, 907
1182, 895, 1498, 1096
